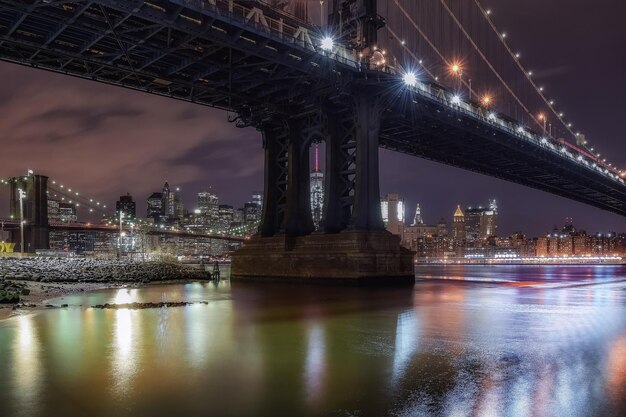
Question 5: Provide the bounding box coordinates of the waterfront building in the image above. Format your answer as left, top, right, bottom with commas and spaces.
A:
403, 224, 437, 250
573, 234, 591, 255
116, 193, 136, 221
593, 233, 619, 255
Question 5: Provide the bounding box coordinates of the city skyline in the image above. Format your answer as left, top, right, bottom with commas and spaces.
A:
0, 0, 625, 236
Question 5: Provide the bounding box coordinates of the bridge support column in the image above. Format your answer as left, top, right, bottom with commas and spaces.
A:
232, 94, 414, 285
258, 122, 288, 237
350, 91, 385, 231
281, 118, 315, 237
322, 106, 354, 233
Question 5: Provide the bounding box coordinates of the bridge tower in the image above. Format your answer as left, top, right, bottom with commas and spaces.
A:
328, 0, 385, 54
9, 175, 50, 253
232, 0, 413, 284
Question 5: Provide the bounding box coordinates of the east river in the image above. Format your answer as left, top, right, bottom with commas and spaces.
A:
0, 265, 625, 417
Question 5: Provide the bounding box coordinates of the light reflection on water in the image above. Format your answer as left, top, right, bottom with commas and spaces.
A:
0, 265, 624, 417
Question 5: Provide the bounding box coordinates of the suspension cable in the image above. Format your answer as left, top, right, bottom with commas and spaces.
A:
437, 0, 543, 132
472, 0, 578, 140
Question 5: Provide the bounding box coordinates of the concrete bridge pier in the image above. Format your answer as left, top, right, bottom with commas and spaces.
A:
232, 92, 414, 285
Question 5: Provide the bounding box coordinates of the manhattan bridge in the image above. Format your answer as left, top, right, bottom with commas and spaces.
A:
0, 0, 623, 282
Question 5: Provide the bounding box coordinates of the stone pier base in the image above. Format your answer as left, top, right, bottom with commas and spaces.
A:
231, 231, 415, 285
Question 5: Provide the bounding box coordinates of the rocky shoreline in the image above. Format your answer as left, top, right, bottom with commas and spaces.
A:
0, 257, 212, 311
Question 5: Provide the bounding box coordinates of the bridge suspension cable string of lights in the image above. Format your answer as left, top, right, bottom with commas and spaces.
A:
388, 0, 472, 94
380, 3, 623, 181
389, 0, 539, 129
473, 0, 580, 141
433, 0, 545, 133
47, 188, 109, 216
384, 26, 437, 81
47, 179, 112, 216
388, 0, 622, 175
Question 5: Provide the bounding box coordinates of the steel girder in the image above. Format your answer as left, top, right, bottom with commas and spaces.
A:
380, 93, 626, 217
0, 0, 345, 114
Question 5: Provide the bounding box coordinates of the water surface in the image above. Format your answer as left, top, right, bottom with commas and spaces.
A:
0, 265, 625, 416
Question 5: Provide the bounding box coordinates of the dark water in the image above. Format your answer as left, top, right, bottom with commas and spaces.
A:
0, 265, 625, 417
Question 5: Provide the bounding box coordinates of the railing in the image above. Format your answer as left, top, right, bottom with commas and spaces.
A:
172, 0, 359, 67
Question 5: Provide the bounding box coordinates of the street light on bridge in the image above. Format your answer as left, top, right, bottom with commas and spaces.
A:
17, 188, 25, 254
402, 71, 418, 87
320, 36, 334, 51
538, 113, 547, 135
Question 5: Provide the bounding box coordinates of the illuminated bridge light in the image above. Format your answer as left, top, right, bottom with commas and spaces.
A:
450, 63, 462, 75
450, 95, 461, 105
403, 71, 418, 87
488, 112, 497, 121
320, 36, 334, 51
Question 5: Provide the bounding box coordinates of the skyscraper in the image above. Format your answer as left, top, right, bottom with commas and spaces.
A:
437, 218, 448, 237
197, 189, 219, 228
162, 182, 174, 219
160, 182, 184, 224
381, 193, 405, 238
464, 199, 498, 241
116, 193, 136, 221
251, 192, 263, 209
218, 205, 234, 232
58, 202, 77, 223
452, 205, 465, 242
243, 202, 261, 224
146, 192, 163, 224
310, 144, 324, 229
412, 203, 423, 225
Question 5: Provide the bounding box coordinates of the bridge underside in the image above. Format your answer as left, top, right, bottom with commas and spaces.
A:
381, 99, 626, 217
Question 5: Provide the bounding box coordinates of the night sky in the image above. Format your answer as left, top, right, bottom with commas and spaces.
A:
1, 0, 625, 236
